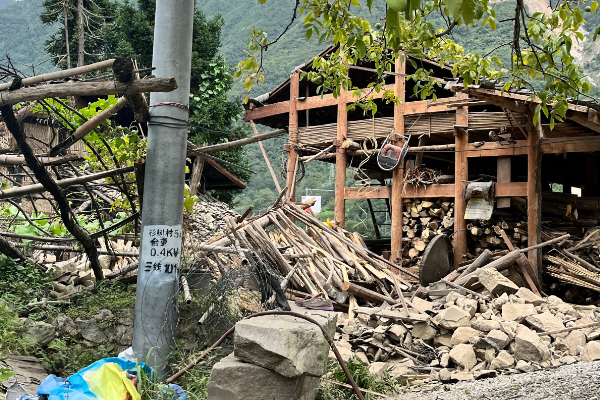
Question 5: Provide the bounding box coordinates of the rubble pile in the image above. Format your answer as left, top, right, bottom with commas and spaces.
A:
185, 194, 240, 243
332, 286, 600, 383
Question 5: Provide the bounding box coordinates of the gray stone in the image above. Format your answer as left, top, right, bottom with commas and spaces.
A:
490, 350, 515, 370
524, 312, 565, 335
438, 368, 452, 382
558, 356, 579, 365
98, 255, 113, 270
486, 330, 510, 350
450, 371, 474, 381
515, 288, 545, 306
433, 333, 452, 347
115, 324, 134, 346
206, 354, 319, 400
457, 297, 478, 317
436, 306, 472, 330
478, 267, 519, 295
450, 327, 480, 346
25, 322, 55, 347
449, 344, 477, 370
387, 324, 407, 342
564, 330, 587, 356
75, 319, 107, 344
412, 322, 437, 341
514, 325, 550, 362
502, 303, 536, 322
93, 309, 113, 322
471, 318, 501, 333
582, 341, 600, 361
515, 360, 537, 373
234, 313, 336, 378
411, 297, 433, 312
52, 314, 78, 337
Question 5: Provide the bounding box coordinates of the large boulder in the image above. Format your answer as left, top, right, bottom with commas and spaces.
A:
52, 314, 78, 337
449, 344, 477, 371
501, 303, 536, 322
478, 267, 519, 295
234, 314, 334, 378
206, 354, 319, 400
514, 326, 550, 362
450, 327, 480, 346
436, 306, 471, 330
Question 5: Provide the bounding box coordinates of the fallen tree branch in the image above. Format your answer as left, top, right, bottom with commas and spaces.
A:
0, 154, 81, 166
187, 129, 286, 156
1, 103, 104, 280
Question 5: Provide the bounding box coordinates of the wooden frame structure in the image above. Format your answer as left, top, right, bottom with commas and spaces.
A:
244, 51, 600, 276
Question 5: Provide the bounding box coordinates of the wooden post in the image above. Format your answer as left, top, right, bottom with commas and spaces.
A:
286, 71, 300, 201
527, 108, 542, 276
334, 92, 347, 227
390, 55, 406, 264
251, 121, 282, 193
454, 105, 469, 269
188, 155, 205, 196
497, 156, 511, 208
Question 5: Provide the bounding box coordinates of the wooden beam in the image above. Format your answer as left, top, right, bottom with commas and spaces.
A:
251, 121, 282, 193
527, 108, 542, 276
454, 104, 469, 269
286, 71, 300, 201
188, 156, 205, 196
0, 78, 177, 107
497, 156, 511, 208
540, 135, 600, 154
188, 128, 286, 156
335, 90, 347, 227
0, 59, 115, 91
0, 154, 81, 166
391, 55, 406, 264
344, 182, 526, 200
465, 141, 528, 157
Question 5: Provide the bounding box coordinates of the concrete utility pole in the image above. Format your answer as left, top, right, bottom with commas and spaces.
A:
132, 0, 195, 377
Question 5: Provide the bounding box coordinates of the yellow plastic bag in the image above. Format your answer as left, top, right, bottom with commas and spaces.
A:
84, 362, 140, 400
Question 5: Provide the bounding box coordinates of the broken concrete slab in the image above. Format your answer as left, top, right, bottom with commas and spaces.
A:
478, 267, 519, 295
449, 343, 477, 370
501, 303, 536, 322
514, 325, 550, 363
450, 327, 480, 346
436, 306, 472, 330
515, 288, 545, 306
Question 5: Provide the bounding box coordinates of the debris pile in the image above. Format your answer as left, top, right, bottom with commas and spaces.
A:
333, 286, 600, 383
184, 193, 240, 243
203, 203, 419, 309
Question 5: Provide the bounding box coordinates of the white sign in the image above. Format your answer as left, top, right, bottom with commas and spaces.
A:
302, 196, 322, 214
141, 225, 183, 275
465, 198, 494, 220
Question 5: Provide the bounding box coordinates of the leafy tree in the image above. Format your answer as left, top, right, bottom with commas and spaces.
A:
237, 0, 600, 125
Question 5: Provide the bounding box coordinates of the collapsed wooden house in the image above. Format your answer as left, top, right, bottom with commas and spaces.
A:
243, 48, 600, 284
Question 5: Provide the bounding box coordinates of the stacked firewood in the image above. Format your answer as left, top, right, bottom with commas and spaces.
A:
401, 198, 454, 267
541, 192, 600, 228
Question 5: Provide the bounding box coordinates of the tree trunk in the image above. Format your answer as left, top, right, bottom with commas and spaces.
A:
77, 0, 84, 67
63, 1, 71, 69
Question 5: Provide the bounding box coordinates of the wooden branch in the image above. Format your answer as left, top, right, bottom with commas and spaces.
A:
21, 244, 138, 257
49, 97, 129, 155
251, 121, 282, 192
0, 59, 115, 91
188, 129, 286, 155
188, 156, 205, 196
0, 166, 133, 199
0, 154, 81, 166
0, 78, 177, 107
1, 104, 104, 279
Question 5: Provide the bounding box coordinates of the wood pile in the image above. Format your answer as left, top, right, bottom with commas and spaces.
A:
541, 192, 600, 228
203, 203, 420, 310
401, 198, 454, 267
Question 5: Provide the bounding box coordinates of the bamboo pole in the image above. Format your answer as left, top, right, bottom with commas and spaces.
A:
0, 154, 81, 166
188, 128, 286, 156
250, 121, 282, 192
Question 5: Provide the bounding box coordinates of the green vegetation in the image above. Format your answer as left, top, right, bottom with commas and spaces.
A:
318, 357, 404, 400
